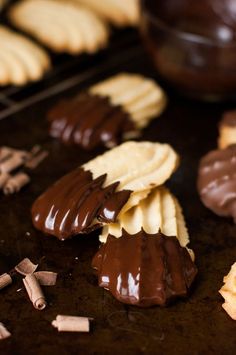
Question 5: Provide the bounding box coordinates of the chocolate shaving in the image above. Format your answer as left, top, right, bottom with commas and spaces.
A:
0, 323, 11, 340
1, 257, 57, 298
0, 173, 10, 188
0, 273, 12, 290
0, 151, 28, 174
34, 271, 57, 286
25, 150, 48, 169
0, 147, 13, 162
30, 145, 42, 156
31, 167, 131, 240
15, 258, 38, 276
0, 145, 48, 195
92, 230, 197, 307
23, 273, 47, 310
3, 172, 30, 195
52, 315, 92, 332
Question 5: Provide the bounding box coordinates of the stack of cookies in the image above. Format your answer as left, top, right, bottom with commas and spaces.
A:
31, 140, 197, 306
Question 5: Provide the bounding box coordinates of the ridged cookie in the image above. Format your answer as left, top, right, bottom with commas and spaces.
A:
74, 0, 139, 27
219, 262, 236, 320
83, 141, 178, 193
32, 141, 179, 239
93, 231, 197, 307
90, 73, 167, 129
100, 186, 189, 245
84, 140, 179, 220
100, 186, 194, 259
218, 110, 236, 149
0, 26, 50, 86
9, 0, 109, 54
47, 73, 167, 150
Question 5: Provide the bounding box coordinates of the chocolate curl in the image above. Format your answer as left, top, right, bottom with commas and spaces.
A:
15, 258, 38, 276
23, 274, 47, 310
30, 145, 42, 156
0, 273, 12, 290
34, 271, 57, 286
52, 315, 91, 332
0, 147, 13, 162
25, 150, 48, 169
0, 323, 11, 340
0, 173, 10, 188
3, 172, 30, 195
0, 151, 28, 173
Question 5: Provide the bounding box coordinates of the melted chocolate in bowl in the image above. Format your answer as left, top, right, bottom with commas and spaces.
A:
140, 0, 236, 100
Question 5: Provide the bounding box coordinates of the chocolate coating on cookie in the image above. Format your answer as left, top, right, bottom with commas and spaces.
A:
197, 145, 236, 222
31, 168, 131, 240
48, 93, 135, 150
92, 230, 197, 307
220, 110, 236, 128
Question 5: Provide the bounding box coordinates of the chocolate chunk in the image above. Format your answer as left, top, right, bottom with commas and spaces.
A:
197, 144, 236, 222
31, 168, 131, 240
48, 93, 135, 150
92, 230, 197, 307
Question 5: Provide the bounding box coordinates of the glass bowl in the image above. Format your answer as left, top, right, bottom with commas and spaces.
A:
140, 0, 236, 101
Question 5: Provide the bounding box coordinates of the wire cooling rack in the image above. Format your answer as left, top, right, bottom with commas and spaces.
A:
0, 1, 142, 120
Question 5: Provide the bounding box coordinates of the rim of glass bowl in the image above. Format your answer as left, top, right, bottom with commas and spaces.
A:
141, 0, 236, 48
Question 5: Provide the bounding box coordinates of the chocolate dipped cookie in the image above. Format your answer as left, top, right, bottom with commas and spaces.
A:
47, 73, 167, 150
197, 144, 236, 222
32, 141, 178, 239
92, 230, 197, 307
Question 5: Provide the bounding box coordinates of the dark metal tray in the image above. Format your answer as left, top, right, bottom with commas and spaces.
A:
0, 23, 236, 355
